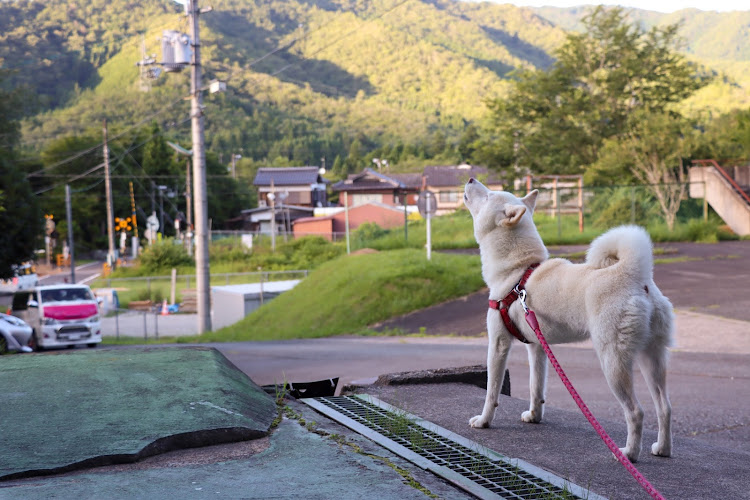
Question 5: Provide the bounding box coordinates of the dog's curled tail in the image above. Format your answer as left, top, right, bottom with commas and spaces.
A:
586, 225, 654, 282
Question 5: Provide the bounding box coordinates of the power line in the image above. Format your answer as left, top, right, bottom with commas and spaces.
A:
26, 95, 188, 178
33, 115, 191, 194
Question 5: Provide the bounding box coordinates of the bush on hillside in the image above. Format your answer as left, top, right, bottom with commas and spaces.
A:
210, 237, 250, 262
137, 239, 194, 272
277, 236, 344, 269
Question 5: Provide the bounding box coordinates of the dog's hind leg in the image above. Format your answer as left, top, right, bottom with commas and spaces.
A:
470, 311, 512, 428
639, 289, 673, 457
522, 343, 547, 423
597, 342, 645, 463
638, 344, 672, 457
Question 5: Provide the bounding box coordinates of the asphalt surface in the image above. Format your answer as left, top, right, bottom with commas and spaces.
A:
1, 240, 749, 499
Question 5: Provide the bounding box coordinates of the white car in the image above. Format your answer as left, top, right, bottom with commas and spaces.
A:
11, 284, 102, 351
0, 313, 33, 354
0, 263, 39, 294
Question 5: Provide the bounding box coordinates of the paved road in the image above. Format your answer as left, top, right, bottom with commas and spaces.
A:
0, 261, 102, 310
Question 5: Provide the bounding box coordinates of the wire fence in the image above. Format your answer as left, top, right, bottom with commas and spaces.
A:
92, 270, 309, 311
211, 179, 723, 247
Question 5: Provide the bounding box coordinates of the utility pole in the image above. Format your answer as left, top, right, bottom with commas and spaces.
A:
158, 186, 165, 237
185, 158, 193, 256
231, 153, 241, 180
103, 119, 116, 267
129, 182, 139, 258
65, 185, 76, 283
190, 0, 211, 333
268, 179, 276, 252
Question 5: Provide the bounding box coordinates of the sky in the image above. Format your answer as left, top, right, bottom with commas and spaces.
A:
505, 1, 747, 13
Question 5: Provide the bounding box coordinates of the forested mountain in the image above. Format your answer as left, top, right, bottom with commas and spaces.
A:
531, 5, 750, 61
2, 0, 566, 164
2, 0, 749, 170
531, 5, 750, 113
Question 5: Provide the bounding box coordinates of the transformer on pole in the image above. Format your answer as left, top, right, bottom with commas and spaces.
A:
134, 0, 216, 332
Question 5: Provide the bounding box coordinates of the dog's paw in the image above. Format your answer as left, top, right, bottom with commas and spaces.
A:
521, 410, 542, 423
469, 415, 490, 428
616, 447, 639, 463
651, 442, 671, 457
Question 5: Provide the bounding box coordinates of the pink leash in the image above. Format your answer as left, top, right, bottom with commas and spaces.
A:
519, 291, 666, 500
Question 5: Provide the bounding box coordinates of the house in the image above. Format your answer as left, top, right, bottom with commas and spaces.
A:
423, 164, 505, 215
226, 205, 315, 235
292, 202, 409, 241
331, 168, 423, 208
253, 167, 329, 208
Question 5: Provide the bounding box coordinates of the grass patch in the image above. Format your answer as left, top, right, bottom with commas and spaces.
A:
188, 249, 483, 342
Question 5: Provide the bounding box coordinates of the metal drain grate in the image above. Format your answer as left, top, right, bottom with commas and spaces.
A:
303, 395, 603, 500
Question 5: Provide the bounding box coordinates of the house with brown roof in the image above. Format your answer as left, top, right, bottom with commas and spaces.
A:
253, 167, 328, 208
293, 202, 409, 241
423, 164, 505, 215
331, 168, 423, 208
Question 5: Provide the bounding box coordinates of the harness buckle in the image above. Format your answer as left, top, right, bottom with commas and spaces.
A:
518, 289, 529, 313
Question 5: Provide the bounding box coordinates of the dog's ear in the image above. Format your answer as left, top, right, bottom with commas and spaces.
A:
496, 203, 527, 227
521, 190, 538, 213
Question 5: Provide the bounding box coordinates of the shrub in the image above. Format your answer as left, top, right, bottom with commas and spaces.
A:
210, 237, 250, 262
588, 187, 658, 229
354, 222, 387, 243
137, 239, 194, 273
278, 236, 344, 269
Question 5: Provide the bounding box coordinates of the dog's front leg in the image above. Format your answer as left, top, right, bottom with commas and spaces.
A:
470, 310, 512, 428
522, 343, 547, 423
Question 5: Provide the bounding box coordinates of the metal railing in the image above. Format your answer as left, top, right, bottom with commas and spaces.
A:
692, 159, 750, 204
99, 269, 307, 289
103, 307, 165, 341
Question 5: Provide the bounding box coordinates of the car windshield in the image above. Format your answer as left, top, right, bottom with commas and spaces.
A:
41, 288, 92, 302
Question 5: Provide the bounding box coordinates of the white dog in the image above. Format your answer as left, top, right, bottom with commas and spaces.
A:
464, 178, 673, 463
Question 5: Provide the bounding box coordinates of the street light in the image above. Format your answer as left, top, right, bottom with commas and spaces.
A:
372, 158, 388, 172
267, 192, 276, 252
167, 141, 194, 256
231, 153, 242, 180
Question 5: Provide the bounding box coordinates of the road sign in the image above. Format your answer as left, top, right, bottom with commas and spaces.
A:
417, 191, 437, 217
45, 217, 56, 235
146, 214, 160, 233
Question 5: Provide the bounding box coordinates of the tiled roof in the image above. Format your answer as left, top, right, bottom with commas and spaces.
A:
253, 167, 326, 186
423, 164, 503, 187
332, 168, 422, 192
389, 173, 423, 189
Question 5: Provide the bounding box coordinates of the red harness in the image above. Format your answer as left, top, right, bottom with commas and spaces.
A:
488, 264, 539, 344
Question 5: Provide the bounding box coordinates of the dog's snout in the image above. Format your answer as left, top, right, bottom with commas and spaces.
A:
468, 177, 475, 184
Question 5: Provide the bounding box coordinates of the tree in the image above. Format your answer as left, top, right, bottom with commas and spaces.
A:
0, 72, 42, 279
695, 108, 750, 160
38, 133, 109, 252
482, 6, 707, 177
595, 110, 693, 231
142, 121, 176, 178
